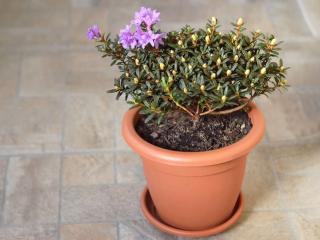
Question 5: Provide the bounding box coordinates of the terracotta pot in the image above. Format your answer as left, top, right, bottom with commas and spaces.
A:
122, 102, 264, 231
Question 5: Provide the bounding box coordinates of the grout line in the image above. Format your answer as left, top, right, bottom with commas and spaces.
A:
116, 221, 120, 240
296, 0, 318, 37
0, 158, 9, 227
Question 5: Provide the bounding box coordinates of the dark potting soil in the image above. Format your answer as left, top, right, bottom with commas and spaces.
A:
135, 110, 253, 152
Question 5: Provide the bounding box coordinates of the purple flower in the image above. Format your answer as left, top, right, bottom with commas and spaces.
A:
87, 25, 101, 40
132, 7, 160, 29
153, 32, 166, 48
135, 28, 155, 48
119, 25, 137, 49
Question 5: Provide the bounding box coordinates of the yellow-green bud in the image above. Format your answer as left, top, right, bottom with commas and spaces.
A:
147, 90, 153, 96
143, 64, 148, 70
183, 87, 188, 94
280, 66, 285, 71
133, 78, 139, 84
248, 51, 252, 57
250, 83, 254, 87
178, 40, 183, 46
234, 55, 239, 62
205, 35, 210, 44
191, 34, 198, 41
168, 76, 173, 82
200, 85, 205, 91
207, 27, 211, 33
221, 95, 227, 103
232, 35, 237, 42
202, 63, 207, 69
211, 17, 217, 25
135, 59, 140, 66
159, 63, 165, 70
172, 70, 177, 76
226, 70, 232, 76
237, 17, 244, 26
181, 57, 186, 63
170, 50, 174, 55
155, 79, 160, 83
260, 67, 267, 75
216, 58, 222, 66
188, 64, 192, 70
245, 69, 250, 77
217, 84, 221, 90
280, 79, 288, 86
250, 56, 255, 62
125, 72, 129, 77
270, 38, 277, 46
256, 29, 261, 34
210, 73, 216, 80
115, 86, 120, 90
236, 44, 241, 50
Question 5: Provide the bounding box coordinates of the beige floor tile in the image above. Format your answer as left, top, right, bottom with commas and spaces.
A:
63, 153, 114, 187
119, 220, 178, 240
299, 0, 320, 37
282, 40, 320, 62
6, 155, 60, 191
0, 53, 20, 98
216, 212, 295, 240
0, 225, 58, 240
0, 97, 63, 155
291, 208, 320, 240
115, 151, 144, 184
60, 223, 117, 240
4, 187, 59, 225
67, 51, 107, 73
286, 60, 320, 87
20, 53, 67, 97
243, 148, 282, 211
61, 184, 143, 223
63, 95, 115, 151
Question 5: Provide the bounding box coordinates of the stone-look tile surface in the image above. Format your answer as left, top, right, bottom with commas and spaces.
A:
243, 147, 282, 211
0, 97, 63, 155
115, 152, 144, 184
63, 95, 115, 151
20, 53, 67, 97
119, 220, 178, 240
291, 208, 320, 240
63, 153, 114, 186
3, 155, 60, 225
60, 223, 117, 240
0, 53, 20, 98
214, 212, 295, 240
0, 225, 58, 240
61, 184, 143, 223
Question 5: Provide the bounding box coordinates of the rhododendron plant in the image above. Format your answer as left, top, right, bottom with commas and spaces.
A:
88, 7, 288, 122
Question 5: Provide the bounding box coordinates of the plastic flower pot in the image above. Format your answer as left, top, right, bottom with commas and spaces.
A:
122, 102, 264, 237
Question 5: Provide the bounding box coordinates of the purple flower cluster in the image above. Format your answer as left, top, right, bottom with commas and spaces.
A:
119, 7, 166, 49
87, 25, 101, 40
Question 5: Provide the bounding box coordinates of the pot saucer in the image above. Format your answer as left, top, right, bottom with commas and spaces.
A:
140, 187, 243, 238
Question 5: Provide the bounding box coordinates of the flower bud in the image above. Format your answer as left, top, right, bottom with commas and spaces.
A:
115, 86, 120, 90
188, 64, 192, 70
178, 40, 183, 46
226, 70, 231, 76
205, 35, 210, 44
125, 72, 129, 77
280, 66, 285, 72
237, 17, 244, 26
172, 70, 177, 76
234, 55, 239, 62
135, 58, 140, 66
159, 63, 165, 70
250, 83, 254, 87
147, 90, 153, 96
211, 17, 217, 25
133, 78, 139, 84
256, 29, 261, 34
181, 57, 186, 63
232, 35, 237, 42
221, 95, 227, 103
280, 79, 288, 86
217, 84, 221, 90
216, 58, 222, 66
250, 56, 255, 62
170, 50, 174, 55
245, 69, 250, 77
200, 85, 205, 91
191, 34, 198, 41
270, 38, 277, 46
248, 51, 252, 57
207, 28, 211, 33
183, 87, 188, 94
155, 79, 160, 83
202, 63, 207, 69
236, 44, 241, 50
260, 67, 267, 75
210, 73, 216, 80
168, 76, 173, 82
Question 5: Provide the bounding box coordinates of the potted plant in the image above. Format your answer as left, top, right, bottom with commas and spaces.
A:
87, 7, 288, 238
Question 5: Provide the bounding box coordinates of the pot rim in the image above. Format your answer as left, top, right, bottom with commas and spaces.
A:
122, 102, 265, 166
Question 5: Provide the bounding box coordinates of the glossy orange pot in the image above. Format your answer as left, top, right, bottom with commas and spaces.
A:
122, 102, 265, 233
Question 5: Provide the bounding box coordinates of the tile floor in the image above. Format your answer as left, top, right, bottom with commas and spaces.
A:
0, 0, 319, 239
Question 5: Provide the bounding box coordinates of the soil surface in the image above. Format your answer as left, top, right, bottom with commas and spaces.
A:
135, 110, 253, 152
